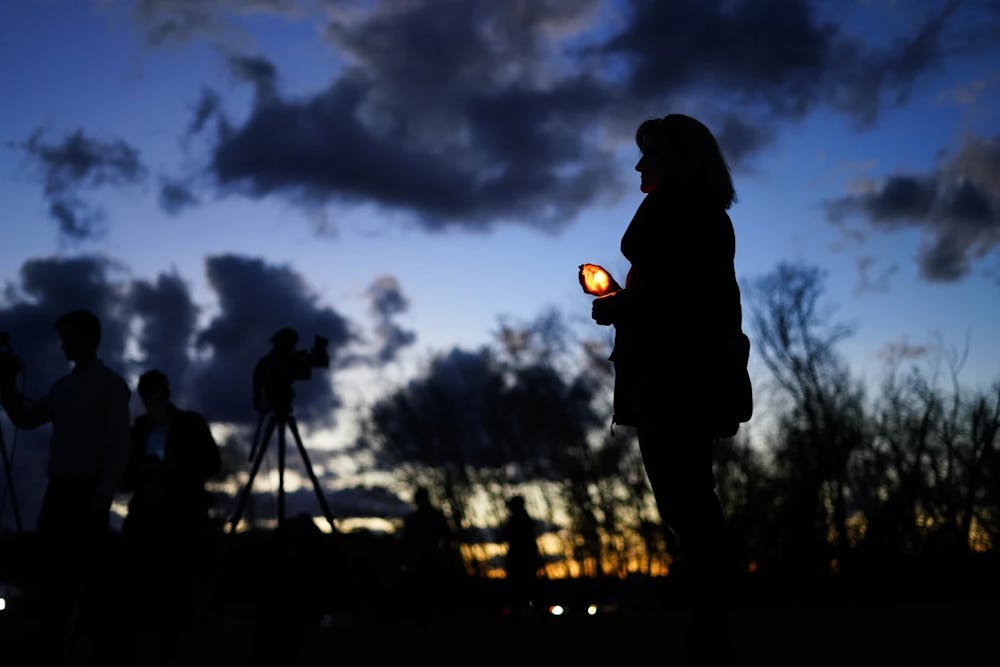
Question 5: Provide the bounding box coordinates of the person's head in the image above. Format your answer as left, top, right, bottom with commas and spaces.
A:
137, 369, 171, 419
507, 495, 526, 514
271, 327, 299, 353
634, 113, 735, 209
414, 486, 431, 508
55, 309, 101, 363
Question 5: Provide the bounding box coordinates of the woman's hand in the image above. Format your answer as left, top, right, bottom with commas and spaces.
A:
591, 292, 622, 326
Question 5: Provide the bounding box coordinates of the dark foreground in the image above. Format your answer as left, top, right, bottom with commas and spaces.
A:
2, 593, 994, 666
1, 527, 998, 666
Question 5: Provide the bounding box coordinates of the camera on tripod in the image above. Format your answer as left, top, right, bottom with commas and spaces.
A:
231, 327, 338, 532
252, 327, 330, 415
0, 332, 24, 383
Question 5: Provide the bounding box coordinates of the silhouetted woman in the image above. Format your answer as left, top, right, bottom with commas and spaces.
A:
590, 113, 752, 661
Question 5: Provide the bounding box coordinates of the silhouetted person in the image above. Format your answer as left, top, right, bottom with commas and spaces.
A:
590, 113, 752, 664
252, 326, 329, 418
399, 486, 459, 616
120, 368, 222, 664
0, 308, 131, 665
500, 495, 543, 619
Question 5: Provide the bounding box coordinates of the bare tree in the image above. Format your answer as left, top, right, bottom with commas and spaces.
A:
746, 262, 867, 577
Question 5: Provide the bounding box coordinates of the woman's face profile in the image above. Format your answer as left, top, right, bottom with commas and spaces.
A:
635, 150, 667, 194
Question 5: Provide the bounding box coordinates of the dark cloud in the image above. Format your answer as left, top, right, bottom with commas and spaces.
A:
207, 70, 617, 233
602, 0, 835, 118
191, 1, 618, 232
604, 0, 980, 128
132, 0, 301, 46
48, 197, 106, 241
228, 55, 279, 104
159, 178, 200, 215
190, 254, 357, 425
824, 0, 962, 125
185, 88, 225, 140
19, 129, 147, 241
127, 271, 199, 393
130, 1, 998, 234
826, 133, 1000, 282
714, 113, 776, 167
366, 275, 416, 364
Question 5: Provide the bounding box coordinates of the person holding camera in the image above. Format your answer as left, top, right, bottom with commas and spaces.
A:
252, 326, 329, 417
0, 308, 131, 664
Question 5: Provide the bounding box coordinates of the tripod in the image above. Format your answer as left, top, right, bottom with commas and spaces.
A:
228, 402, 336, 533
0, 420, 23, 532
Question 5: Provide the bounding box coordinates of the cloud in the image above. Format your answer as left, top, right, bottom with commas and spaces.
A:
187, 1, 622, 232
228, 54, 279, 105
601, 0, 835, 118
131, 0, 302, 46
159, 178, 200, 215
205, 68, 618, 233
365, 275, 416, 364
126, 1, 999, 235
18, 129, 148, 241
825, 133, 1000, 282
127, 271, 199, 390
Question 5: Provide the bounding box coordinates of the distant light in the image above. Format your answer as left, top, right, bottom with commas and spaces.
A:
587, 604, 598, 616
548, 604, 565, 616
0, 597, 5, 611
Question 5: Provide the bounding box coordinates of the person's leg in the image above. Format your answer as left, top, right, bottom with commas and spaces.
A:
32, 480, 87, 665
637, 415, 731, 663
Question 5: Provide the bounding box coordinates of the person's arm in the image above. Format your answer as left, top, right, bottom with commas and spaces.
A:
119, 420, 144, 494
0, 374, 54, 430
591, 286, 637, 326
193, 412, 222, 479
96, 377, 132, 505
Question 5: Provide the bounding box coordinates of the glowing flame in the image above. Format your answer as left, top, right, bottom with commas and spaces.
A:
578, 263, 621, 297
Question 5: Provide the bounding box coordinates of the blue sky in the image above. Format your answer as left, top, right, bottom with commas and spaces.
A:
1, 0, 999, 526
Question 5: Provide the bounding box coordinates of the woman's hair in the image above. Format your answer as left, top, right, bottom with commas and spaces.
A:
635, 113, 736, 209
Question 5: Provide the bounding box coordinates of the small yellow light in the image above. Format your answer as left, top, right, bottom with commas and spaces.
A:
578, 263, 621, 297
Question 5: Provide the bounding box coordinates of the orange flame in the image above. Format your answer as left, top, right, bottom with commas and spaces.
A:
578, 263, 621, 297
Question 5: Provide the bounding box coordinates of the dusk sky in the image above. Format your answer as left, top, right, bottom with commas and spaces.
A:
2, 0, 999, 529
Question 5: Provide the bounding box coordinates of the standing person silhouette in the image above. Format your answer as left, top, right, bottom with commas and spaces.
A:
398, 486, 459, 617
0, 308, 132, 665
589, 113, 752, 663
499, 494, 543, 619
120, 368, 222, 664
